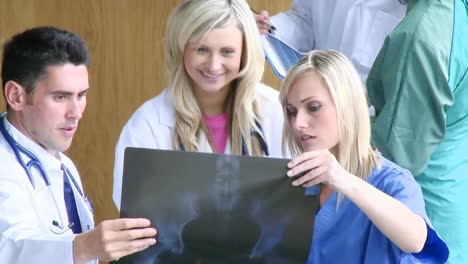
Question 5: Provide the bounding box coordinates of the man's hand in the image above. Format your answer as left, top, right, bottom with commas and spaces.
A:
73, 218, 157, 263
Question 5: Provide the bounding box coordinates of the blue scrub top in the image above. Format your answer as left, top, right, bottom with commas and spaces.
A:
306, 156, 448, 263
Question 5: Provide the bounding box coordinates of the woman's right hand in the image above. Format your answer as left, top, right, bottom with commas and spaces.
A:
286, 149, 350, 191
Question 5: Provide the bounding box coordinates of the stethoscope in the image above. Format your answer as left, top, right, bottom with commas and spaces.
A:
180, 119, 270, 156
0, 113, 93, 234
243, 119, 269, 156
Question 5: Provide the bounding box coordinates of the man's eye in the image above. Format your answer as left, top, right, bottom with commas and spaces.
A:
78, 92, 87, 99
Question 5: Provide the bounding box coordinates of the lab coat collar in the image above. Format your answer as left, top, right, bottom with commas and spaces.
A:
2, 114, 64, 172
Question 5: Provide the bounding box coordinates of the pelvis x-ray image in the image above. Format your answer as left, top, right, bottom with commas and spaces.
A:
116, 148, 317, 264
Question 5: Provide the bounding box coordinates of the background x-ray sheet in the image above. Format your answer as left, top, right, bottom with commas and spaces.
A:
116, 147, 317, 264
261, 33, 305, 79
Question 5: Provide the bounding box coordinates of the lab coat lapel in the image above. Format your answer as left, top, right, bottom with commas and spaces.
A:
71, 182, 94, 232
198, 131, 214, 153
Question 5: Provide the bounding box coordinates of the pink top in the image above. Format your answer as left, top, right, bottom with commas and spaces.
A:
203, 112, 229, 154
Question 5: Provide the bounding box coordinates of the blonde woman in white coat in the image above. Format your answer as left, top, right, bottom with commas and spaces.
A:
113, 0, 285, 209
255, 0, 407, 81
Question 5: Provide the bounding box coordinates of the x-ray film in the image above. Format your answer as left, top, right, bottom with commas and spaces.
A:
116, 148, 317, 264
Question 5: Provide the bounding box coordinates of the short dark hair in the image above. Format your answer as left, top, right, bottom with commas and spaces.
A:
1, 26, 89, 96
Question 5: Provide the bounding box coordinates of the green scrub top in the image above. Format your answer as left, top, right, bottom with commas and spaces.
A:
367, 0, 468, 263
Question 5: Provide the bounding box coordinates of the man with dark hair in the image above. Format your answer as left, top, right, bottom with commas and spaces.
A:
0, 26, 157, 264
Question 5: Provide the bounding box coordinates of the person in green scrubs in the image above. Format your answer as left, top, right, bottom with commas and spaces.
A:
367, 1, 468, 263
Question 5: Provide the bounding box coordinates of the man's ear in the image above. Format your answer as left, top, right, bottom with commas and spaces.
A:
4, 81, 28, 111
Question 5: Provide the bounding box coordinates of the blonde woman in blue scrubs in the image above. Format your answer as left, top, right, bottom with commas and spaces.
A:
280, 50, 448, 263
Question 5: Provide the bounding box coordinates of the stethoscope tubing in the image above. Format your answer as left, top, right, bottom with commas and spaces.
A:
0, 114, 82, 191
0, 114, 50, 188
1, 113, 93, 232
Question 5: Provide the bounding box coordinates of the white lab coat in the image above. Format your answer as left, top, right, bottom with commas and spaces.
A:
113, 83, 285, 209
270, 0, 406, 81
0, 116, 95, 264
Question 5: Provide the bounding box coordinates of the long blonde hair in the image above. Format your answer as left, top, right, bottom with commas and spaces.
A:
279, 50, 378, 180
165, 0, 265, 155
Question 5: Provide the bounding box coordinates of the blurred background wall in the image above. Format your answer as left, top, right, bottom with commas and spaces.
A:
0, 2, 290, 261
